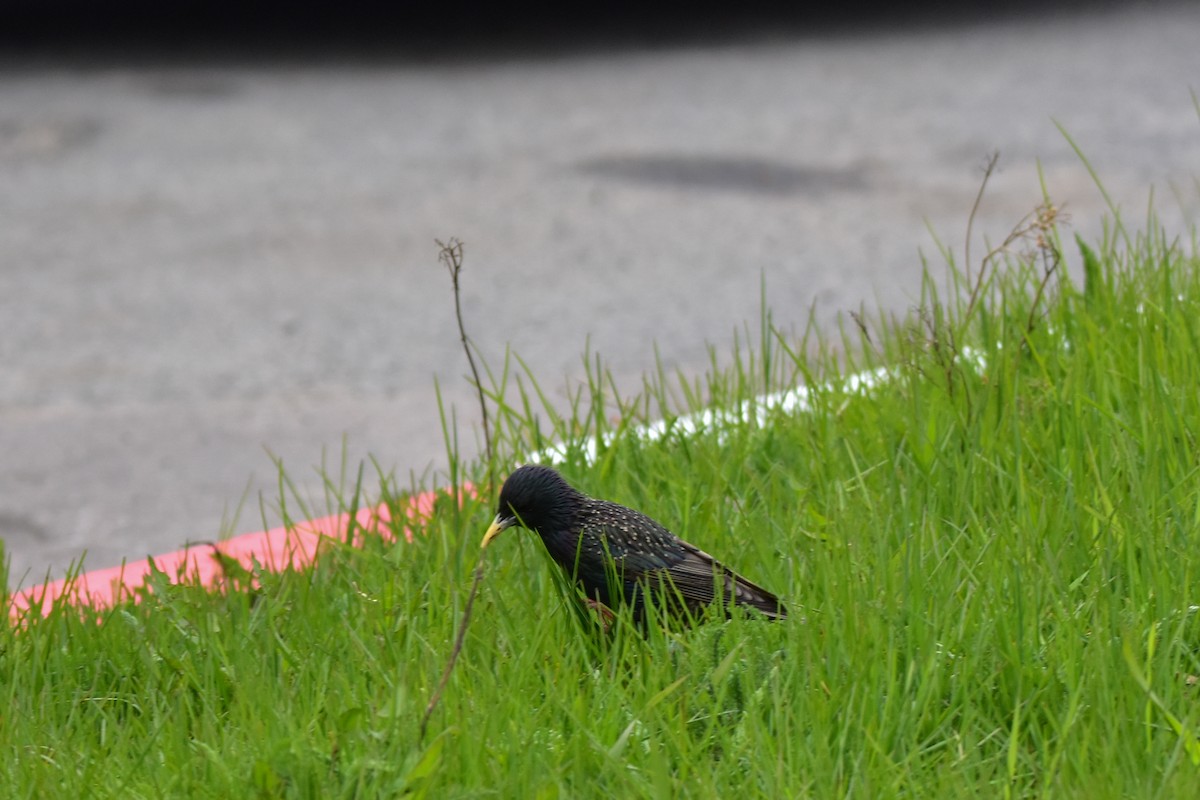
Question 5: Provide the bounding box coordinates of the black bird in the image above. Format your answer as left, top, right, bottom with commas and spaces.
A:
481, 465, 787, 624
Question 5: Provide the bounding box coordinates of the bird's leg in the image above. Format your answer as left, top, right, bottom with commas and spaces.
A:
583, 596, 616, 632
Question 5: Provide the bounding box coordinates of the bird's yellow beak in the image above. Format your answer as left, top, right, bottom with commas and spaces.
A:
480, 514, 513, 549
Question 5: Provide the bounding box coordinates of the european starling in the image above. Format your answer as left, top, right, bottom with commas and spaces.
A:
481, 465, 787, 624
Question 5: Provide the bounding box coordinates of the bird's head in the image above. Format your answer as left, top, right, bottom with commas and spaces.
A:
481, 465, 581, 548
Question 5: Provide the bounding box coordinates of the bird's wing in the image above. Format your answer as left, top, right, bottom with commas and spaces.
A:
583, 503, 786, 619
645, 540, 787, 619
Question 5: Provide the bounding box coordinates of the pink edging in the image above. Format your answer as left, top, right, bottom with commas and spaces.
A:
9, 485, 472, 621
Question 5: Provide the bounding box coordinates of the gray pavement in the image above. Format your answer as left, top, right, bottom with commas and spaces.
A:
3, 5, 1199, 588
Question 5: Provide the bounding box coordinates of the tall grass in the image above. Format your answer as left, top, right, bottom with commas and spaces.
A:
3, 200, 1200, 797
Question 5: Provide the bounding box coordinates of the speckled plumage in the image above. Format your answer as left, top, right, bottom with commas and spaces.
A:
484, 465, 787, 623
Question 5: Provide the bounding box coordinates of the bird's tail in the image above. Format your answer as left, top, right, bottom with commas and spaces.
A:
729, 573, 787, 620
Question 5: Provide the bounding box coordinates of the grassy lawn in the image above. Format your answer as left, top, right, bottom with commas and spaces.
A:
4, 194, 1200, 797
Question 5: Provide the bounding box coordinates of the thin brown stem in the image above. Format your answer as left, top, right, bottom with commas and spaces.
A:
1025, 243, 1062, 339
437, 238, 494, 484
419, 558, 486, 743
963, 152, 1001, 323
964, 151, 1000, 291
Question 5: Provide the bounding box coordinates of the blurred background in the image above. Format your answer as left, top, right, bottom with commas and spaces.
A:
3, 1, 1198, 587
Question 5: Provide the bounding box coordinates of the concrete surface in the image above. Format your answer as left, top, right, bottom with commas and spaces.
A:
2, 4, 1199, 587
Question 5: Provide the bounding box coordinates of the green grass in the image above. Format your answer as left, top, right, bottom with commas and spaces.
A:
5, 200, 1200, 798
